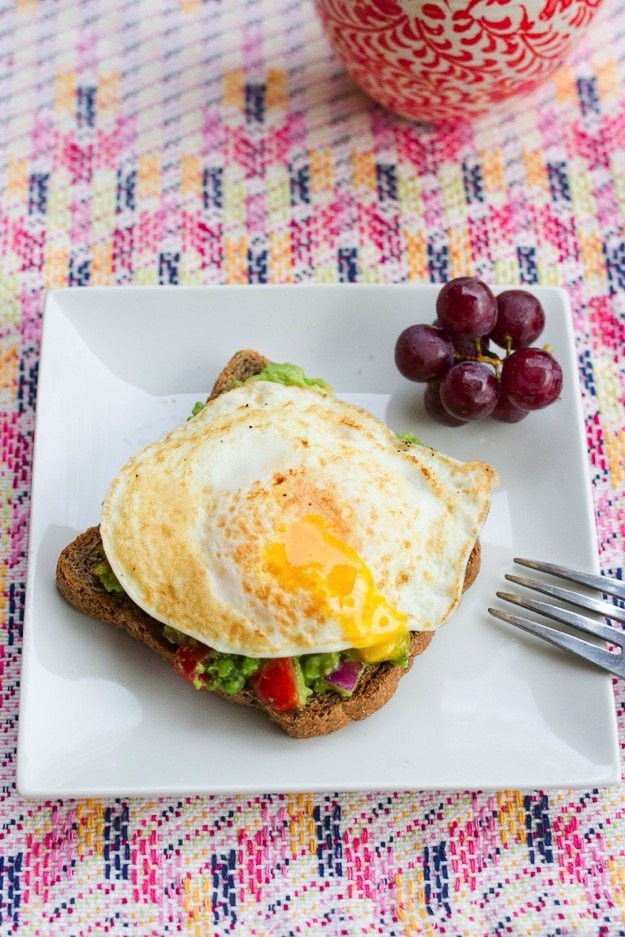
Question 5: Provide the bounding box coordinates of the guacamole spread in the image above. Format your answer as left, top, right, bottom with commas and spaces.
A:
242, 361, 332, 393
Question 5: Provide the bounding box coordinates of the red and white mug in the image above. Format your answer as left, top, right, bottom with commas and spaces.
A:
313, 0, 603, 122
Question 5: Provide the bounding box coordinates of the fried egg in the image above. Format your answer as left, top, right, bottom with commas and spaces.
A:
100, 380, 499, 658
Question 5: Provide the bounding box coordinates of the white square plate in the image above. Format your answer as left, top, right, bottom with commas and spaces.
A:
18, 285, 620, 796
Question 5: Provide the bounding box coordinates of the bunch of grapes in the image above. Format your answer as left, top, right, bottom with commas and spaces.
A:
394, 277, 563, 426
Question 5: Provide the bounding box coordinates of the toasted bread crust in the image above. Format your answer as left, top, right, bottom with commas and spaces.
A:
56, 525, 176, 664
208, 349, 270, 400
56, 350, 482, 738
56, 526, 478, 738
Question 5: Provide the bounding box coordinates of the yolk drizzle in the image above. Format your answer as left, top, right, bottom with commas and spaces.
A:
264, 514, 408, 662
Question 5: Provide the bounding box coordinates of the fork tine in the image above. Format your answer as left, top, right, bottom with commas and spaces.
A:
514, 557, 625, 601
505, 573, 625, 625
496, 591, 625, 648
488, 607, 625, 678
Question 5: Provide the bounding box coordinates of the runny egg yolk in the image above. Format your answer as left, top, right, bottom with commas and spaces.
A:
264, 515, 409, 662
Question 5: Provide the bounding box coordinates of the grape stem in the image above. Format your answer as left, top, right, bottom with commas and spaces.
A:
453, 352, 501, 375
452, 337, 553, 375
452, 335, 517, 376
453, 337, 505, 375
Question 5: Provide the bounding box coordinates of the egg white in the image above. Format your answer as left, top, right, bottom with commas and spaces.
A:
100, 381, 499, 657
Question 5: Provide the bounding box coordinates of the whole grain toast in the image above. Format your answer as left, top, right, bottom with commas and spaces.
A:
56, 349, 482, 739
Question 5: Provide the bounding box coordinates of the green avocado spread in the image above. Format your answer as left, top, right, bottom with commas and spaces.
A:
93, 561, 124, 594
396, 431, 422, 446
242, 361, 333, 393
161, 625, 409, 698
188, 362, 332, 421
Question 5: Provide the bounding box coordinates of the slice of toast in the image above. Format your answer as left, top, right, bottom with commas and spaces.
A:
56, 349, 481, 739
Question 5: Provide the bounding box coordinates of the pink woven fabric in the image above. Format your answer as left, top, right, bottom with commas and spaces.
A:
1, 0, 624, 932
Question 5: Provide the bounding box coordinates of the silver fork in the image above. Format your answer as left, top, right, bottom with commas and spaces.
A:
488, 558, 625, 678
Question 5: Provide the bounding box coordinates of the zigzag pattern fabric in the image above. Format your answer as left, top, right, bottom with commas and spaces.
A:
1, 0, 624, 933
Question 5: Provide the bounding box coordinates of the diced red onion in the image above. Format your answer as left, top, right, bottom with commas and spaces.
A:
325, 659, 364, 695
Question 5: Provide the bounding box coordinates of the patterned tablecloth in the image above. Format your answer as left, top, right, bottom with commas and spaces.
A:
1, 0, 625, 933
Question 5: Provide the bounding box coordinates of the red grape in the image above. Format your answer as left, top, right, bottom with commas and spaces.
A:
424, 382, 466, 427
490, 291, 546, 349
436, 277, 497, 338
491, 392, 529, 423
500, 348, 563, 410
439, 362, 499, 421
394, 324, 454, 382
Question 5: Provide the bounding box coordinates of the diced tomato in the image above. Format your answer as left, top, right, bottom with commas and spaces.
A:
173, 643, 210, 690
250, 658, 307, 712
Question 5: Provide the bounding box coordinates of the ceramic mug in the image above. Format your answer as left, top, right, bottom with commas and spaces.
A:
313, 0, 603, 122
